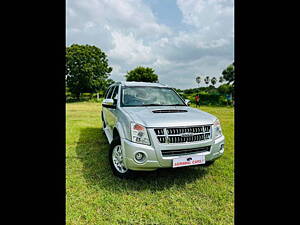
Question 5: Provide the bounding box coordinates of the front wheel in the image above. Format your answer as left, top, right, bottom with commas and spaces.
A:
109, 138, 133, 178
204, 160, 215, 167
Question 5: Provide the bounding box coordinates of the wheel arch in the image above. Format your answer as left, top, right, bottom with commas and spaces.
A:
113, 122, 127, 140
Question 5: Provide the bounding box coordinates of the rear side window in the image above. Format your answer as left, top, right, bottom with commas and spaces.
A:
111, 85, 119, 99
105, 86, 115, 99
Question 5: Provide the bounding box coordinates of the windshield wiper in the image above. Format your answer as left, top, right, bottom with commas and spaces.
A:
142, 104, 186, 106
164, 104, 186, 106
142, 104, 164, 106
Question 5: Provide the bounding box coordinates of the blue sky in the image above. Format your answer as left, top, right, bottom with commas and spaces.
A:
66, 0, 234, 89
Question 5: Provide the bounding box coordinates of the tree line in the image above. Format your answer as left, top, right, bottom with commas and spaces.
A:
66, 44, 234, 104
66, 44, 160, 99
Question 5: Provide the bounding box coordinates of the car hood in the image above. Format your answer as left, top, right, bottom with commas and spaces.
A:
122, 106, 216, 127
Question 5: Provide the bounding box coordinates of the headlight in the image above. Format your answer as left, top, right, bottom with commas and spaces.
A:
213, 119, 222, 139
131, 123, 150, 145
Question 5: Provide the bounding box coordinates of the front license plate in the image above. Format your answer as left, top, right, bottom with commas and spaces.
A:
173, 155, 205, 168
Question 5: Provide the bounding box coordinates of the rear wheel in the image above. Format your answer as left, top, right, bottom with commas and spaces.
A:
109, 138, 133, 178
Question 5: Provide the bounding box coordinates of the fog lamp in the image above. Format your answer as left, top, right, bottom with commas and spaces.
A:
135, 152, 145, 162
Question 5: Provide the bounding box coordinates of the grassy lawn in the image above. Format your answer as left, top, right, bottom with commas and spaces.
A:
66, 102, 234, 225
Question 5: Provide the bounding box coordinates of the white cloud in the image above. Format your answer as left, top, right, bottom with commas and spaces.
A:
176, 0, 234, 46
66, 0, 234, 89
177, 0, 233, 29
108, 31, 155, 65
67, 0, 171, 40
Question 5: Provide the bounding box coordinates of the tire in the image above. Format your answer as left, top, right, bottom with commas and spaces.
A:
109, 138, 133, 178
204, 160, 215, 167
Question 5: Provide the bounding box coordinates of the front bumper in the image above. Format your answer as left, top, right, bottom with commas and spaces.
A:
121, 134, 225, 171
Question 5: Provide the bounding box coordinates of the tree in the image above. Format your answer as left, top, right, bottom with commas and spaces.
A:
211, 77, 217, 87
219, 76, 224, 83
204, 76, 210, 87
66, 44, 113, 99
104, 78, 115, 89
196, 76, 201, 88
222, 63, 235, 85
174, 88, 182, 93
125, 66, 158, 82
106, 78, 115, 85
218, 83, 233, 95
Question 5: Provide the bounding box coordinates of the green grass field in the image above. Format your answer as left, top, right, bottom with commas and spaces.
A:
66, 102, 234, 225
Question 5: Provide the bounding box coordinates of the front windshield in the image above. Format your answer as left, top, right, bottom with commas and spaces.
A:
121, 86, 186, 107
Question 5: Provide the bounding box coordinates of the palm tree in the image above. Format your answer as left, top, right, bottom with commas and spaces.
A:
222, 63, 235, 85
195, 76, 202, 107
219, 76, 224, 83
196, 76, 201, 89
211, 77, 217, 87
204, 76, 210, 87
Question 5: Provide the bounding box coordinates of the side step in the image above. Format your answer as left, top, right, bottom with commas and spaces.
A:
103, 127, 113, 144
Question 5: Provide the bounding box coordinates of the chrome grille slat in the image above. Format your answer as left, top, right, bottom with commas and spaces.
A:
161, 146, 211, 156
154, 125, 212, 144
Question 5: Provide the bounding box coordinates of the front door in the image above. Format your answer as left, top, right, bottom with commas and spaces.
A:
106, 85, 119, 132
102, 86, 115, 135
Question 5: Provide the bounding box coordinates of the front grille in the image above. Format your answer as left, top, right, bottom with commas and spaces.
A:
154, 125, 212, 144
161, 146, 211, 157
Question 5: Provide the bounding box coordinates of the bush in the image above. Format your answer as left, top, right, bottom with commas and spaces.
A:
88, 97, 104, 103
66, 92, 77, 102
218, 84, 233, 95
187, 92, 229, 106
81, 93, 92, 99
66, 92, 71, 98
66, 92, 103, 103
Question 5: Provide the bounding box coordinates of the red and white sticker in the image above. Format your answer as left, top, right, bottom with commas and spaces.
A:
173, 155, 205, 168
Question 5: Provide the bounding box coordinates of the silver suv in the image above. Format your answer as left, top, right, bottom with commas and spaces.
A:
101, 82, 224, 178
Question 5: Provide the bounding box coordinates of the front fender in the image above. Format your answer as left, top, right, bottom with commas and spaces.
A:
114, 121, 129, 140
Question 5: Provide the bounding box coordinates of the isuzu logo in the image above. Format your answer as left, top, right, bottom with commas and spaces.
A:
181, 133, 194, 138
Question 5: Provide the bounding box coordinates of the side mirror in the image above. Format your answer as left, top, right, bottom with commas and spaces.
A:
185, 99, 190, 106
102, 99, 115, 107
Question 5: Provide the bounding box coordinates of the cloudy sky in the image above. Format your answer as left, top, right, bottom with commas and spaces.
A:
66, 0, 234, 89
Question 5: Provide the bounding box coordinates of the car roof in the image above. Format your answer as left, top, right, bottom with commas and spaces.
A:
113, 81, 169, 88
